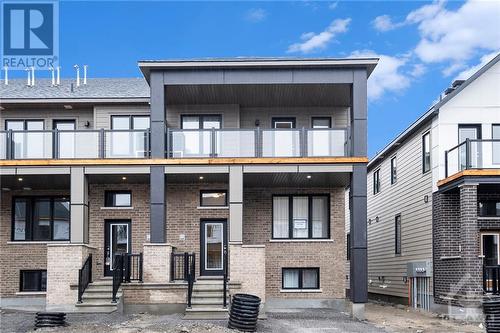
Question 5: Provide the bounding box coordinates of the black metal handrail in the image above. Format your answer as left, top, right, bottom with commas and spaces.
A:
484, 265, 500, 294
77, 254, 92, 303
445, 139, 500, 177
171, 252, 196, 281
124, 253, 143, 283
186, 253, 196, 308
223, 246, 228, 308
112, 254, 124, 303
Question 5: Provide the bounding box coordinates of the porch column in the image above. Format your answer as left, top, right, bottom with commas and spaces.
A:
70, 167, 89, 243
458, 183, 482, 304
349, 69, 368, 319
229, 165, 243, 243
150, 71, 166, 243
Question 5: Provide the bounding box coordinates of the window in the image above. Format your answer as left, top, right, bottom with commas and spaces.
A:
346, 233, 351, 260
493, 125, 500, 165
479, 201, 500, 217
422, 132, 431, 173
200, 190, 227, 207
272, 117, 296, 129
20, 270, 47, 292
105, 191, 132, 207
395, 215, 402, 255
373, 169, 380, 195
481, 233, 500, 266
111, 115, 150, 129
12, 197, 70, 241
181, 115, 222, 129
6, 119, 44, 131
282, 268, 319, 290
390, 156, 397, 184
312, 117, 332, 129
272, 195, 329, 239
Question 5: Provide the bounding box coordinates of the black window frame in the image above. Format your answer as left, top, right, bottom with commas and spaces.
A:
272, 117, 296, 129
271, 194, 330, 240
390, 156, 397, 185
311, 117, 332, 129
493, 124, 500, 165
5, 119, 45, 130
11, 196, 70, 242
281, 267, 320, 290
20, 270, 47, 292
479, 201, 500, 217
422, 132, 431, 174
110, 115, 150, 130
199, 190, 228, 207
346, 233, 351, 260
395, 214, 402, 255
180, 114, 222, 129
104, 190, 132, 207
52, 119, 76, 130
373, 169, 380, 195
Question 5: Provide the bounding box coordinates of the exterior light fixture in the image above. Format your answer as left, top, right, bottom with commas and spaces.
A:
122, 176, 127, 180
306, 175, 312, 179
199, 176, 204, 180
18, 177, 23, 182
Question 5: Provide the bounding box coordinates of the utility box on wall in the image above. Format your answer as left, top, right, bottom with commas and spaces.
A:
407, 260, 432, 277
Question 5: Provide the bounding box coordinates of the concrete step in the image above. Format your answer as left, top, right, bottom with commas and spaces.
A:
75, 301, 118, 313
184, 307, 228, 320
86, 284, 113, 291
193, 285, 225, 291
191, 298, 225, 306
84, 288, 113, 294
191, 292, 228, 298
89, 280, 113, 286
82, 293, 120, 301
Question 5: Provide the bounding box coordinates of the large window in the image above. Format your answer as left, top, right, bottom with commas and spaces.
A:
493, 125, 500, 165
272, 195, 329, 239
390, 156, 397, 185
395, 214, 402, 255
200, 190, 228, 207
282, 268, 319, 290
422, 132, 431, 173
20, 270, 47, 292
311, 117, 331, 129
479, 201, 500, 217
12, 197, 70, 241
373, 169, 380, 195
181, 115, 222, 129
105, 191, 132, 207
111, 115, 150, 130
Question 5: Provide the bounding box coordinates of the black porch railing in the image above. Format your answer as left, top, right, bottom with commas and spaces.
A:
124, 253, 143, 283
445, 139, 500, 177
171, 252, 196, 282
112, 254, 124, 303
484, 265, 500, 294
77, 254, 92, 303
186, 253, 196, 308
223, 246, 228, 308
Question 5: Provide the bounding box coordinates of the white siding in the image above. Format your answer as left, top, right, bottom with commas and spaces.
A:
367, 121, 434, 299
166, 104, 240, 128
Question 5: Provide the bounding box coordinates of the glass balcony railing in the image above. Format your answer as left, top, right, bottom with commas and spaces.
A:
445, 139, 500, 177
0, 127, 350, 160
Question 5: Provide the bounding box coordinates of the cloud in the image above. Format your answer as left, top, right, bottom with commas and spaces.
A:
410, 63, 426, 78
287, 18, 351, 54
372, 15, 404, 32
454, 51, 499, 81
350, 50, 411, 101
245, 8, 267, 22
328, 2, 338, 10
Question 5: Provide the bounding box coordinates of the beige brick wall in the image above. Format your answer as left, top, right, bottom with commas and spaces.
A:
123, 284, 186, 304
0, 190, 68, 297
243, 187, 346, 299
143, 243, 172, 283
229, 244, 266, 302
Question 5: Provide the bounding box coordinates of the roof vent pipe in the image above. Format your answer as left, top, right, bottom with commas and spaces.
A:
30, 67, 35, 86
83, 65, 87, 85
73, 64, 80, 87
49, 67, 55, 86
3, 66, 8, 85
25, 68, 31, 86
56, 66, 61, 86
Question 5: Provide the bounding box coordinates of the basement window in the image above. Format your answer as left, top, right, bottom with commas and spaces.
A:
20, 270, 47, 292
105, 191, 132, 207
282, 268, 320, 290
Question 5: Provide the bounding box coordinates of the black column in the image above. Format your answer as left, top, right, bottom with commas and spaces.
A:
150, 71, 166, 243
349, 69, 368, 303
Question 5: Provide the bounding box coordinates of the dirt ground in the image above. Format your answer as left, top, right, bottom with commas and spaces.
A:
365, 302, 485, 333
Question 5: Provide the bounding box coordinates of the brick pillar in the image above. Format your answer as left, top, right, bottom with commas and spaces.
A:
458, 183, 482, 305
143, 243, 173, 283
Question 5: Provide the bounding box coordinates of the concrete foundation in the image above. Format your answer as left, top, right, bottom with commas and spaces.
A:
351, 302, 365, 321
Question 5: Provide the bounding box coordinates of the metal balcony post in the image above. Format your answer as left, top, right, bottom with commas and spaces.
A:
165, 128, 169, 158
99, 128, 105, 158
53, 129, 59, 159
445, 150, 448, 178
211, 128, 216, 158
301, 127, 307, 157
6, 129, 13, 160
466, 138, 471, 169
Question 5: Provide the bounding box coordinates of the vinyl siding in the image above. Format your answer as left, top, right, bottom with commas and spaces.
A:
94, 105, 150, 129
367, 120, 434, 299
166, 104, 240, 128
240, 107, 349, 128
0, 108, 93, 130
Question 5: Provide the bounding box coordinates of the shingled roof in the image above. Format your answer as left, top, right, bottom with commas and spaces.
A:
0, 78, 150, 102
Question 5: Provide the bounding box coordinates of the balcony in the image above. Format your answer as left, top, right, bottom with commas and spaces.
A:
0, 127, 350, 160
445, 139, 500, 177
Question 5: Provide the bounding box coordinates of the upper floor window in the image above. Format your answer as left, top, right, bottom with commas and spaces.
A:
422, 132, 431, 173
312, 117, 331, 129
272, 195, 329, 239
395, 214, 402, 255
479, 201, 500, 217
6, 120, 44, 131
373, 169, 380, 195
272, 117, 296, 129
493, 125, 500, 165
111, 115, 150, 130
390, 156, 397, 185
181, 115, 221, 129
200, 190, 227, 207
12, 197, 70, 241
105, 191, 132, 207
20, 270, 47, 292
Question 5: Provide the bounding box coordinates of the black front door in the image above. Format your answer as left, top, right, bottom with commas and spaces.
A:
200, 220, 227, 276
104, 220, 131, 276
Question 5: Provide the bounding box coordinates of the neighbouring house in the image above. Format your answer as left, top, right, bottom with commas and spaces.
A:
363, 53, 500, 319
0, 58, 376, 319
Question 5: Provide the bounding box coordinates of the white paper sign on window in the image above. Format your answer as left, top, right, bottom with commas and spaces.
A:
293, 219, 308, 229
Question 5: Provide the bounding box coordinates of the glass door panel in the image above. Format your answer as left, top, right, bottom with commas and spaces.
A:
200, 220, 226, 276
54, 120, 76, 158
104, 221, 130, 276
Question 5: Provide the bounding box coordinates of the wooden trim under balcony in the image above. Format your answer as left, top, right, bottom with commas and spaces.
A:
0, 156, 368, 167
438, 169, 500, 187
